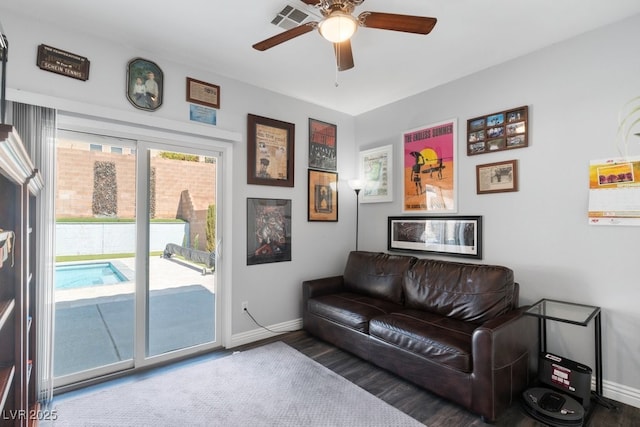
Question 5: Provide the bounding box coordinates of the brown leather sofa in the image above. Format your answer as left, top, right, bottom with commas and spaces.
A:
302, 251, 538, 422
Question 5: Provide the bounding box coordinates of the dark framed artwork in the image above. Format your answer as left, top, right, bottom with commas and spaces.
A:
467, 106, 528, 155
388, 216, 482, 259
308, 118, 337, 171
476, 159, 519, 194
307, 169, 338, 222
247, 114, 295, 187
247, 198, 292, 265
126, 57, 163, 111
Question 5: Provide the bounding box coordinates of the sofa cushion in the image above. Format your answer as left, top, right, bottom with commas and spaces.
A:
343, 251, 417, 304
307, 292, 403, 333
403, 259, 515, 323
369, 310, 476, 372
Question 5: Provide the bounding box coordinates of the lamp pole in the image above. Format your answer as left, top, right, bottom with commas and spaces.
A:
354, 187, 360, 251
348, 179, 363, 251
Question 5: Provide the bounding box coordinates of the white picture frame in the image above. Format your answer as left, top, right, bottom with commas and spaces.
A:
401, 118, 458, 213
358, 144, 393, 203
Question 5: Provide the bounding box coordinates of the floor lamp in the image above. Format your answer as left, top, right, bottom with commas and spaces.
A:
348, 179, 363, 251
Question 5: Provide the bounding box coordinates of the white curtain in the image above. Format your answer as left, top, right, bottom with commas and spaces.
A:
10, 102, 56, 405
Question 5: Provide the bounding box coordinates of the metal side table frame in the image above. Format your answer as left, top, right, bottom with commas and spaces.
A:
524, 298, 616, 411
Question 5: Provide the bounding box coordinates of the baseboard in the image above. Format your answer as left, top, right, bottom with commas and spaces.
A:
228, 318, 303, 348
601, 378, 640, 409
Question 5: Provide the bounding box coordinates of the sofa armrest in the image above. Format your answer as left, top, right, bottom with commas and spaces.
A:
470, 306, 539, 421
302, 275, 344, 303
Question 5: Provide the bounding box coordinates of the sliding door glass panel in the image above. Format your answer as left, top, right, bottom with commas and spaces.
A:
54, 134, 136, 380
146, 149, 216, 357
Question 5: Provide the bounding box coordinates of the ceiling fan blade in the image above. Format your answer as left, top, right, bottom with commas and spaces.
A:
333, 40, 354, 71
252, 22, 317, 51
299, 0, 321, 5
358, 12, 437, 35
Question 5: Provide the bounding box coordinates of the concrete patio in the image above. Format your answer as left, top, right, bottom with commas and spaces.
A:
54, 256, 216, 377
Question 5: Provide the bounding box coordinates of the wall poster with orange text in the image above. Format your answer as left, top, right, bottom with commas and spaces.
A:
402, 118, 457, 213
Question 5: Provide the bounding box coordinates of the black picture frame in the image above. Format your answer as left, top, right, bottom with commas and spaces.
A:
126, 57, 163, 111
247, 114, 295, 187
307, 169, 338, 222
308, 118, 337, 171
388, 216, 482, 259
247, 198, 292, 265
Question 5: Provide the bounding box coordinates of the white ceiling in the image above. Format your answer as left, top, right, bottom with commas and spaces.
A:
2, 0, 640, 116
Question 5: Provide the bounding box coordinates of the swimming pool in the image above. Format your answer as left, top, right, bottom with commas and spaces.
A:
55, 262, 128, 290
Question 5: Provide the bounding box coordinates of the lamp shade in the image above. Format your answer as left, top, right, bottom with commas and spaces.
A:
348, 179, 363, 191
318, 12, 357, 43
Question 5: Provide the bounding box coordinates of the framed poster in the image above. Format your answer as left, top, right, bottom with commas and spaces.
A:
467, 105, 528, 155
388, 216, 482, 259
126, 58, 163, 111
476, 159, 518, 194
247, 114, 295, 187
308, 169, 338, 221
186, 77, 220, 109
402, 118, 457, 213
359, 144, 393, 203
246, 198, 292, 265
308, 118, 337, 171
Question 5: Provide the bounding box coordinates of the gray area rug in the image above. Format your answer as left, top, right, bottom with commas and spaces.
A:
45, 341, 424, 426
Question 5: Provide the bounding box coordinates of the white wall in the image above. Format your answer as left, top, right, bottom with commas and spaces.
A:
355, 13, 640, 406
0, 10, 357, 344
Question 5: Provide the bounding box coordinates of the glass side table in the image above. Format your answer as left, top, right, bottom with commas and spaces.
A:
524, 298, 612, 408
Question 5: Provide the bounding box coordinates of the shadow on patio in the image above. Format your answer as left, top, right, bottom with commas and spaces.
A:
53, 256, 216, 377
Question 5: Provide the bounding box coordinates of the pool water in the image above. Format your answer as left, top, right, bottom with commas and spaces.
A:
55, 262, 128, 290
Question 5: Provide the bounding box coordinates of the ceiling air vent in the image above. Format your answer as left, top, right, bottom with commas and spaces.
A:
271, 4, 313, 30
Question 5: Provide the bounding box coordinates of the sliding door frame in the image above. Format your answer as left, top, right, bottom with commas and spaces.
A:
54, 113, 234, 386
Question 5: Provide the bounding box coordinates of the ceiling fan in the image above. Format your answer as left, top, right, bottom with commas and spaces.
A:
252, 0, 437, 71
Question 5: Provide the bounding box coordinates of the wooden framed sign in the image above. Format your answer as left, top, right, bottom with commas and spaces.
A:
37, 44, 90, 81
186, 77, 220, 109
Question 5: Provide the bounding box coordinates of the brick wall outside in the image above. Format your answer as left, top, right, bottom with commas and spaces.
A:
56, 148, 217, 250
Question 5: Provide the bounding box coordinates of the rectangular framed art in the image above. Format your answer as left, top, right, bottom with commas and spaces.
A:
359, 144, 393, 203
186, 77, 220, 109
402, 118, 457, 213
246, 198, 292, 265
247, 114, 295, 187
308, 169, 338, 221
467, 105, 528, 155
388, 215, 482, 259
308, 118, 337, 171
476, 159, 518, 194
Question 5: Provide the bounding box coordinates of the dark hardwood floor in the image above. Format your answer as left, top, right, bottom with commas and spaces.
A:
240, 330, 639, 427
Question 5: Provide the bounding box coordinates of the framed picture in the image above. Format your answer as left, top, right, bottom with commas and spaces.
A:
402, 118, 457, 213
308, 118, 337, 171
359, 144, 393, 203
246, 198, 292, 265
476, 159, 519, 194
308, 169, 338, 221
126, 57, 163, 111
247, 114, 295, 187
388, 216, 482, 259
467, 106, 528, 155
186, 77, 220, 109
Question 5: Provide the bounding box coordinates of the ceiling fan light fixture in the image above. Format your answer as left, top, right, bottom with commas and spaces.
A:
319, 11, 357, 43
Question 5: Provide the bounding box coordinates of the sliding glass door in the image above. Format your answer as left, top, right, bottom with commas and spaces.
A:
144, 146, 217, 358
54, 132, 220, 387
